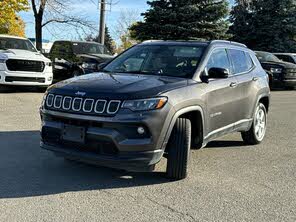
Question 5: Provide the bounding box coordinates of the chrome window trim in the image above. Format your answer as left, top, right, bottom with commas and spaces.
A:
62, 96, 72, 110
53, 95, 63, 109
46, 94, 54, 107
72, 97, 83, 111
83, 99, 94, 113
107, 100, 121, 114
94, 99, 107, 114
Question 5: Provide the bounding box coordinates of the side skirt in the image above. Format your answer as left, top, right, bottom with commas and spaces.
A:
202, 119, 253, 148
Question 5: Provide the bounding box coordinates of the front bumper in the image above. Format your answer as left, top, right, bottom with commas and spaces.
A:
40, 105, 173, 171
283, 79, 296, 87
41, 142, 163, 172
0, 67, 53, 86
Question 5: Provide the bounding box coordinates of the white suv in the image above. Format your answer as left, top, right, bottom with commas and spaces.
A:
0, 35, 53, 87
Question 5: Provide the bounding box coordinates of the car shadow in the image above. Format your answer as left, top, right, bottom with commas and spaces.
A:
0, 131, 171, 199
206, 140, 247, 148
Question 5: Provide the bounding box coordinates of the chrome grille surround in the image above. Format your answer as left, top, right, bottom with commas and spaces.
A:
72, 98, 83, 111
45, 94, 121, 115
94, 100, 107, 114
46, 94, 54, 107
107, 100, 121, 114
83, 99, 95, 113
62, 96, 72, 110
54, 95, 62, 109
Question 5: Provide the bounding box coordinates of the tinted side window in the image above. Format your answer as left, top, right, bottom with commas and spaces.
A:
245, 52, 254, 70
278, 55, 294, 63
207, 48, 231, 71
51, 42, 72, 55
229, 49, 252, 74
50, 42, 62, 54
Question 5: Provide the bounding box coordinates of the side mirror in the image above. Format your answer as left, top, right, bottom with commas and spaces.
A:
208, 67, 229, 79
97, 62, 107, 71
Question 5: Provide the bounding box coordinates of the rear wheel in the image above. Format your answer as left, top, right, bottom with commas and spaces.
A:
166, 118, 191, 180
241, 103, 267, 145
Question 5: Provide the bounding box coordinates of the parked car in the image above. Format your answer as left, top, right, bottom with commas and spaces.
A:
255, 51, 296, 89
40, 40, 270, 180
273, 53, 296, 65
0, 34, 53, 88
49, 41, 113, 82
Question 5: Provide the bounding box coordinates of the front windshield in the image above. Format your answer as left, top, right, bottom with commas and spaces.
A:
72, 42, 110, 55
103, 44, 206, 78
256, 52, 280, 63
0, 37, 37, 52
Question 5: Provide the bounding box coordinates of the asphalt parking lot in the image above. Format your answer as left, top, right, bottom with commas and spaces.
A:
0, 87, 295, 222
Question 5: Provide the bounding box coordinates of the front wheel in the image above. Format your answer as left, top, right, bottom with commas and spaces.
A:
166, 118, 191, 180
241, 103, 267, 145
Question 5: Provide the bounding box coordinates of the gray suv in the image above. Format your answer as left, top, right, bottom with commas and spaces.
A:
40, 40, 270, 180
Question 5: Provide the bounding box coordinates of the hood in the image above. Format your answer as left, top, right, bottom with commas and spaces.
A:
48, 72, 193, 99
260, 60, 296, 69
77, 53, 113, 61
0, 49, 50, 62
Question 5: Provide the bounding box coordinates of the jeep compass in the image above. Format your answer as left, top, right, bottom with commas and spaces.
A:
40, 40, 270, 180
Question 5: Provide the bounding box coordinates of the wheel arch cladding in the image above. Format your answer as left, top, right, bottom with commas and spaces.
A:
259, 96, 270, 113
164, 106, 205, 151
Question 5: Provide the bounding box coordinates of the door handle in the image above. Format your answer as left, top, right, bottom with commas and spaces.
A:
230, 82, 237, 88
253, 77, 259, 81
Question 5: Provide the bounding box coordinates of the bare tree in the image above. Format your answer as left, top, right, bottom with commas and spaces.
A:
31, 0, 95, 50
112, 9, 140, 51
114, 9, 140, 38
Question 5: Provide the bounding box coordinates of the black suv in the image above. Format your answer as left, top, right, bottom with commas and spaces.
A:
40, 40, 270, 180
255, 51, 296, 89
49, 41, 113, 82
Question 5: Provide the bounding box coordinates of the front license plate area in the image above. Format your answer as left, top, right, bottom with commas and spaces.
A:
62, 125, 85, 143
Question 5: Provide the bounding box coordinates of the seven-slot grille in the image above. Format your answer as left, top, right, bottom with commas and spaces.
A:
45, 94, 121, 115
6, 59, 45, 72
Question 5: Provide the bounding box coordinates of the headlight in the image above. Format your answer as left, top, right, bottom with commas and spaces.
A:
122, 97, 168, 111
82, 62, 97, 70
0, 54, 8, 63
45, 62, 52, 66
270, 67, 283, 74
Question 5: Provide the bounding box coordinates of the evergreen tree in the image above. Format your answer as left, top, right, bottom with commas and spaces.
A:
86, 26, 116, 54
230, 0, 296, 52
130, 0, 230, 41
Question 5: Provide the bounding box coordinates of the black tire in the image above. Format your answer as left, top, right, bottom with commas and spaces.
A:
241, 103, 267, 145
166, 118, 191, 180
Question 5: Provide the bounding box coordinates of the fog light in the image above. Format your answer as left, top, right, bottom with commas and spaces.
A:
137, 127, 145, 135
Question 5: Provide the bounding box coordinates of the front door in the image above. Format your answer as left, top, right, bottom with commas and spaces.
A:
204, 48, 240, 138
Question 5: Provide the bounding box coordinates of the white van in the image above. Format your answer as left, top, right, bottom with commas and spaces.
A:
0, 35, 53, 87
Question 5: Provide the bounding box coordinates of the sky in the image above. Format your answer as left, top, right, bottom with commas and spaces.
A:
19, 0, 235, 43
19, 0, 149, 42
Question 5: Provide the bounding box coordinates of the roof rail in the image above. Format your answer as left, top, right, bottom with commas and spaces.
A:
210, 40, 247, 48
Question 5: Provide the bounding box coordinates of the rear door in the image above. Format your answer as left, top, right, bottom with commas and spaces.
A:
205, 48, 240, 137
228, 49, 257, 122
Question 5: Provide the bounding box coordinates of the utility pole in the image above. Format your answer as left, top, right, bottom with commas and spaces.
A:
99, 0, 106, 45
